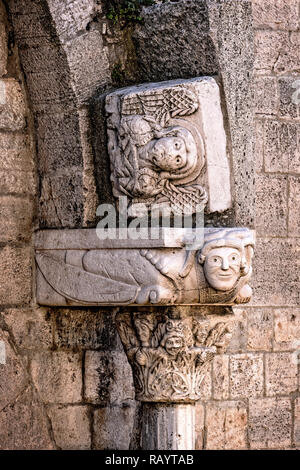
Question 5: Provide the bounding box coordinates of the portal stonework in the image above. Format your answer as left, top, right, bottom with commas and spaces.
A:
0, 0, 298, 451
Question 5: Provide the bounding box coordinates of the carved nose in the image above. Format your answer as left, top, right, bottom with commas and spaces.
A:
221, 258, 229, 270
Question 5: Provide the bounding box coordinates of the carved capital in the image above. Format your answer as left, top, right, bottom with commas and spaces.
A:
116, 307, 233, 403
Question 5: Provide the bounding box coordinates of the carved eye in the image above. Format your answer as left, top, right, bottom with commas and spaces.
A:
230, 254, 240, 263
174, 140, 181, 149
208, 256, 221, 267
176, 156, 182, 165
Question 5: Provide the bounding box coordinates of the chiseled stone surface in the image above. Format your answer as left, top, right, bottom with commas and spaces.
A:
288, 177, 300, 237
0, 197, 33, 243
252, 0, 300, 30
0, 245, 32, 305
255, 175, 288, 237
247, 308, 273, 351
3, 308, 53, 351
0, 79, 27, 131
264, 120, 298, 173
0, 330, 28, 411
93, 404, 137, 450
0, 387, 54, 450
265, 353, 298, 396
278, 76, 300, 119
273, 308, 300, 351
254, 30, 289, 72
195, 403, 205, 450
212, 355, 229, 400
30, 351, 82, 404
84, 350, 135, 405
47, 405, 91, 450
53, 308, 119, 351
294, 398, 300, 447
252, 237, 300, 306
205, 401, 248, 450
229, 353, 264, 399
254, 76, 278, 115
249, 398, 292, 449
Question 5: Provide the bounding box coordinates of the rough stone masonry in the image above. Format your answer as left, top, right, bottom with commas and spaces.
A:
0, 0, 299, 450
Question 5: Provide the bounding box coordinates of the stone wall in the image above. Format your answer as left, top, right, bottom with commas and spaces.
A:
0, 0, 299, 450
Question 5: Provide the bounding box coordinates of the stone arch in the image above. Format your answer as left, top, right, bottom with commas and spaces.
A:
5, 0, 117, 228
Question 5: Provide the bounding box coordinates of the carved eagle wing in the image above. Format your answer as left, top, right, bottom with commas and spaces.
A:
36, 252, 141, 305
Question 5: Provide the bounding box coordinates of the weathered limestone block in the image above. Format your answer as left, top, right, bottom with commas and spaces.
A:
252, 0, 300, 31
230, 353, 264, 399
30, 351, 82, 404
254, 76, 278, 116
205, 401, 248, 450
212, 354, 229, 400
0, 2, 7, 77
294, 398, 300, 447
47, 405, 91, 450
53, 308, 118, 351
84, 350, 135, 405
93, 404, 137, 450
247, 308, 273, 351
249, 398, 292, 449
273, 308, 300, 351
265, 353, 298, 396
35, 227, 255, 307
106, 77, 231, 215
0, 245, 32, 305
0, 387, 54, 450
0, 196, 33, 243
264, 120, 300, 174
0, 79, 27, 131
0, 330, 28, 411
3, 308, 53, 351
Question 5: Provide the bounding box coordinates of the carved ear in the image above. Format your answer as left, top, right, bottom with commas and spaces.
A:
197, 252, 205, 265
240, 256, 249, 276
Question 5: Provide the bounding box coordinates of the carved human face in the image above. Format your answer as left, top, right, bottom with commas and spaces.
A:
150, 136, 187, 171
138, 174, 157, 195
165, 335, 184, 356
203, 247, 241, 291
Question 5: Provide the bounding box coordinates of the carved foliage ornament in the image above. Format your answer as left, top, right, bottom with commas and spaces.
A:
116, 310, 233, 402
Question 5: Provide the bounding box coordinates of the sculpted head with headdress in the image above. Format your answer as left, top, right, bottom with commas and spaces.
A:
198, 229, 254, 292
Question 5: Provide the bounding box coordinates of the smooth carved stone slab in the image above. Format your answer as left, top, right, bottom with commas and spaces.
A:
116, 308, 234, 403
35, 227, 254, 307
106, 77, 231, 215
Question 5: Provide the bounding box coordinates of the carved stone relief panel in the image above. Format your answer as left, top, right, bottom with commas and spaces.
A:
116, 307, 234, 403
35, 227, 254, 307
105, 77, 231, 215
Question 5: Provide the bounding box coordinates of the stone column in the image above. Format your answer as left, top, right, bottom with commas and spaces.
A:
141, 403, 195, 450
116, 306, 233, 450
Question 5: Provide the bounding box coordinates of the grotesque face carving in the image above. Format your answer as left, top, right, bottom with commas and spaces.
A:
138, 173, 158, 195
203, 247, 241, 291
150, 136, 188, 171
164, 335, 185, 357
